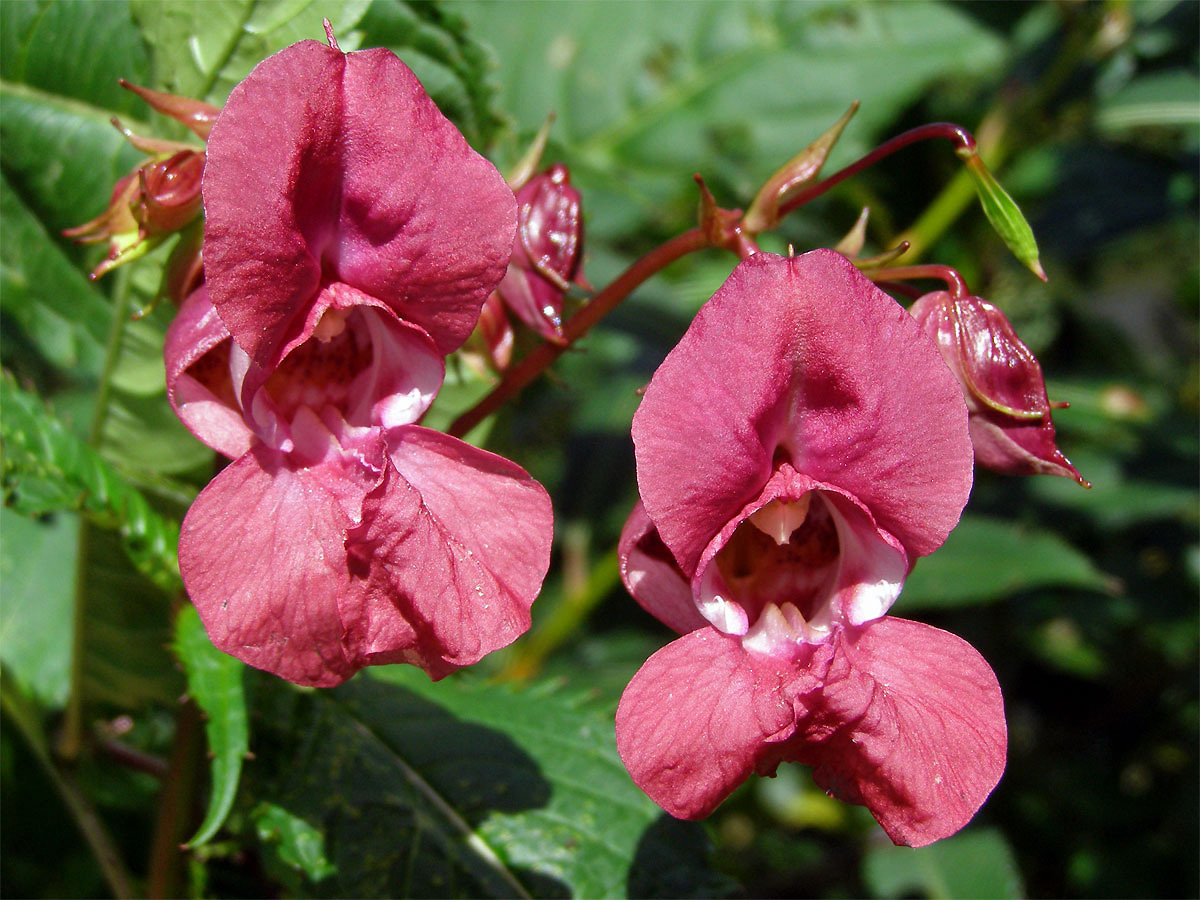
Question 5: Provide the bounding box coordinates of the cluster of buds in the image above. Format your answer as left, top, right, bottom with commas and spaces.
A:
468, 124, 586, 372
64, 81, 217, 295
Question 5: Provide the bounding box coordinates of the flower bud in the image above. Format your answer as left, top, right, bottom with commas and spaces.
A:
496, 163, 584, 342
63, 84, 214, 281
909, 291, 1086, 485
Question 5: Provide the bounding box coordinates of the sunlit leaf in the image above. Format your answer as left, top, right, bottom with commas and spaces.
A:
175, 605, 248, 848
863, 827, 1023, 899
245, 667, 733, 898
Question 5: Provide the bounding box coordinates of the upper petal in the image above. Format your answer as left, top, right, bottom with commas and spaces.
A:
342, 425, 553, 676
633, 250, 973, 575
616, 628, 819, 820
790, 617, 1007, 847
179, 430, 387, 687
203, 40, 516, 368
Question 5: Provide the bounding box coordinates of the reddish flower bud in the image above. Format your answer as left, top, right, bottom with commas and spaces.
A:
63, 85, 213, 281
909, 291, 1086, 485
135, 149, 205, 235
496, 163, 584, 342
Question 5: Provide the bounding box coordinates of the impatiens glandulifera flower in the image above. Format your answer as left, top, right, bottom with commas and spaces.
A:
495, 163, 585, 343
170, 39, 552, 687
64, 82, 216, 280
909, 291, 1086, 485
616, 250, 1006, 848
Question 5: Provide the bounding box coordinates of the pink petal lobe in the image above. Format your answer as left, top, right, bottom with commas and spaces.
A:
633, 250, 973, 575
791, 617, 1006, 847
616, 628, 815, 819
179, 434, 387, 688
164, 286, 254, 460
343, 426, 553, 675
618, 502, 708, 635
203, 41, 516, 368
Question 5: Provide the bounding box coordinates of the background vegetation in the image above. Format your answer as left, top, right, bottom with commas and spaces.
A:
2, 1, 1196, 897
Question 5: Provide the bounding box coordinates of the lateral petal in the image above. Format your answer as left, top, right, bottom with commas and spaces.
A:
343, 425, 553, 675
792, 617, 1007, 847
164, 286, 254, 459
616, 628, 811, 819
618, 502, 708, 635
179, 434, 386, 687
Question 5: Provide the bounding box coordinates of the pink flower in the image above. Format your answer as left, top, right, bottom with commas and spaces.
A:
909, 291, 1086, 485
166, 39, 552, 687
615, 250, 1006, 847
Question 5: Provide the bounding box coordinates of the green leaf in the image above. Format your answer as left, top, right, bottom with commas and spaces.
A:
0, 372, 182, 594
0, 173, 110, 378
898, 515, 1112, 610
174, 605, 249, 848
461, 1, 1006, 240
1096, 70, 1200, 133
0, 0, 151, 117
961, 152, 1046, 280
246, 667, 730, 898
355, 0, 506, 147
0, 506, 78, 708
863, 827, 1024, 900
131, 0, 372, 104
76, 523, 182, 708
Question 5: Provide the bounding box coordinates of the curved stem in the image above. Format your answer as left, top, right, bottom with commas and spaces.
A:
448, 227, 710, 438
868, 264, 968, 299
777, 122, 976, 219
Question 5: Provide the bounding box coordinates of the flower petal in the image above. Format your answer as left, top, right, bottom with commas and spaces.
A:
343, 425, 553, 676
618, 502, 708, 635
633, 250, 973, 575
164, 286, 254, 460
179, 429, 387, 687
791, 617, 1007, 847
203, 40, 516, 368
616, 628, 816, 819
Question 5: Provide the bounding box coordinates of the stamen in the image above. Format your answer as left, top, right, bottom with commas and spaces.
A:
749, 494, 812, 545
312, 308, 348, 343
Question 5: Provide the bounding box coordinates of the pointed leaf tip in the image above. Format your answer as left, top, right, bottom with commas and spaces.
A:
964, 154, 1045, 281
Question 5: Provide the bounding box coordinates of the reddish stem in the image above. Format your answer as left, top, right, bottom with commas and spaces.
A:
868, 264, 969, 299
448, 227, 710, 437
778, 123, 976, 219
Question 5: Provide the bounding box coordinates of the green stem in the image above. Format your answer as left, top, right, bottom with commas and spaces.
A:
61, 267, 135, 760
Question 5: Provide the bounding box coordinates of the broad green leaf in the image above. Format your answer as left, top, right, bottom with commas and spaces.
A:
0, 506, 78, 708
863, 828, 1023, 900
1096, 70, 1200, 133
898, 515, 1111, 610
461, 1, 1006, 239
0, 373, 182, 593
961, 152, 1047, 280
76, 523, 182, 708
174, 606, 249, 848
0, 0, 150, 116
131, 0, 372, 104
0, 173, 110, 378
246, 667, 731, 898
